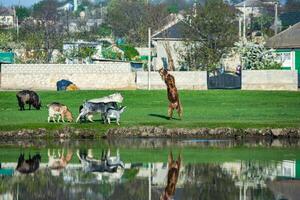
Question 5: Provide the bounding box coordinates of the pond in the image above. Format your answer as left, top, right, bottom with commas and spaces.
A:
1, 138, 300, 200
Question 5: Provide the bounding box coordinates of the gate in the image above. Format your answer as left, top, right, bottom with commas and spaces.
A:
207, 71, 241, 89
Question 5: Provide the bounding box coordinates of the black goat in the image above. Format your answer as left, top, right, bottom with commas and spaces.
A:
16, 90, 41, 110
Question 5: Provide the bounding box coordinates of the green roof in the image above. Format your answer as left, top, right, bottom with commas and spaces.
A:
0, 52, 14, 64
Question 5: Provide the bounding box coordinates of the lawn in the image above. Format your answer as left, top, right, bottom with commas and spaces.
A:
0, 90, 300, 132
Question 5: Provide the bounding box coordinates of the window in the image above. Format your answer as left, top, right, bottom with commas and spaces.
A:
282, 52, 291, 62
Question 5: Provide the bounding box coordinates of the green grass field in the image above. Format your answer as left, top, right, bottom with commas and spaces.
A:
0, 90, 300, 132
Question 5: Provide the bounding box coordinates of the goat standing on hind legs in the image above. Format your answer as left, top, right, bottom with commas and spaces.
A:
159, 68, 183, 119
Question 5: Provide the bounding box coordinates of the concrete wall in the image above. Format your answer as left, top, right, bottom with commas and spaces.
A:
0, 63, 136, 90
136, 71, 207, 90
242, 70, 298, 91
1, 64, 298, 91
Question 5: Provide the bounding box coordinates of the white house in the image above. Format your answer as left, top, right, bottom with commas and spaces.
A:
0, 8, 15, 28
152, 13, 189, 71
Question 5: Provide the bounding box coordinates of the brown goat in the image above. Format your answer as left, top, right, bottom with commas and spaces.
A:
47, 102, 73, 123
159, 68, 183, 119
160, 152, 181, 200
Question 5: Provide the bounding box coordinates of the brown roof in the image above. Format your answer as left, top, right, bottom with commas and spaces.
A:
265, 22, 300, 49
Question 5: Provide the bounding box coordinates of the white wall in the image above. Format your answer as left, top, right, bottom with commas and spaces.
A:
136, 71, 207, 90
242, 70, 298, 91
0, 63, 136, 90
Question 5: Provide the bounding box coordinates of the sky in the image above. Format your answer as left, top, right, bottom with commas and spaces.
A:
0, 0, 41, 7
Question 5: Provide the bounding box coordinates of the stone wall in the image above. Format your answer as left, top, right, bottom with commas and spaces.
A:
136, 71, 207, 90
242, 70, 298, 91
0, 63, 136, 90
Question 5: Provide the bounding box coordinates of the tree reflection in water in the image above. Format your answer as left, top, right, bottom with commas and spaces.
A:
181, 162, 276, 200
1, 168, 149, 200
0, 157, 298, 199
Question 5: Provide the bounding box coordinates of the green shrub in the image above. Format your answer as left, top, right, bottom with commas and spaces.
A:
102, 48, 122, 60
118, 44, 139, 61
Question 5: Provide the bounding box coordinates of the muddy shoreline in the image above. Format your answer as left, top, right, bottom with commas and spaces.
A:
1, 126, 300, 139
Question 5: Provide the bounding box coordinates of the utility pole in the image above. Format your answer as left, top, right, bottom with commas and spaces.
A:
148, 163, 151, 200
239, 17, 242, 39
243, 2, 246, 41
148, 27, 151, 90
16, 16, 19, 42
274, 2, 278, 35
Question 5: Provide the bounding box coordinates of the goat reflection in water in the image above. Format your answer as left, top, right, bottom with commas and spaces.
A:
47, 149, 73, 171
16, 153, 41, 174
77, 149, 124, 173
160, 152, 181, 200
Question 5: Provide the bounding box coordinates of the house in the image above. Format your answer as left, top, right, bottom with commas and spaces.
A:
0, 7, 15, 28
151, 13, 189, 71
265, 22, 300, 72
57, 3, 74, 12
234, 0, 264, 18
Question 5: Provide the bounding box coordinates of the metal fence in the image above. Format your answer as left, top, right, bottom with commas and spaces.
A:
207, 71, 241, 89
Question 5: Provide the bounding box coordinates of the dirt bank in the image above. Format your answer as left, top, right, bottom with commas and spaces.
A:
1, 126, 300, 139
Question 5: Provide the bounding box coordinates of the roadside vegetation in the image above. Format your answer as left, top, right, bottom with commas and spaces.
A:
0, 90, 300, 133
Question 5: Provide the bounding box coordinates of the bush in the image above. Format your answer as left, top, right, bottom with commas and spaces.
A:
234, 41, 281, 70
118, 44, 139, 61
102, 48, 122, 60
97, 24, 112, 37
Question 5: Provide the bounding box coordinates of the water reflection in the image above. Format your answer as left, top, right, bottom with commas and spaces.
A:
1, 158, 300, 199
2, 138, 300, 149
159, 152, 181, 200
48, 149, 73, 176
1, 138, 300, 200
16, 153, 41, 174
77, 149, 124, 173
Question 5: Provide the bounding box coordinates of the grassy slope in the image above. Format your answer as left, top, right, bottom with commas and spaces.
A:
0, 90, 300, 132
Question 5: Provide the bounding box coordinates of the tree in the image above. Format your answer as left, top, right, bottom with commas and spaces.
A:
0, 31, 13, 50
28, 0, 63, 62
252, 14, 274, 36
107, 0, 147, 45
15, 6, 31, 21
178, 0, 238, 71
107, 0, 169, 45
284, 0, 300, 12
280, 0, 300, 28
